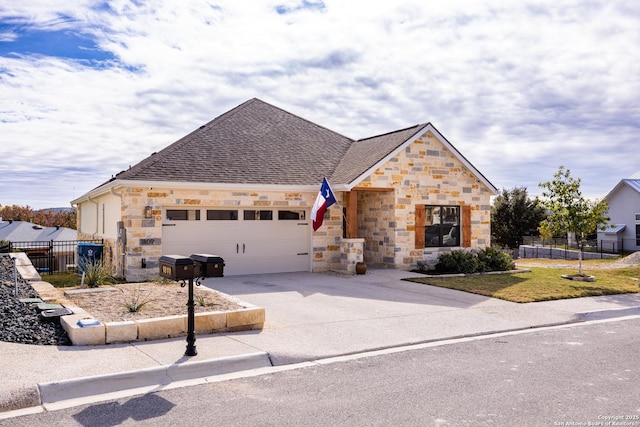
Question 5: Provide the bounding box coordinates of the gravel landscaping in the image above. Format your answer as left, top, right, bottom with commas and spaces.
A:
0, 256, 70, 346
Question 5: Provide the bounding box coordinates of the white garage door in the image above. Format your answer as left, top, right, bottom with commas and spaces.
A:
161, 208, 310, 276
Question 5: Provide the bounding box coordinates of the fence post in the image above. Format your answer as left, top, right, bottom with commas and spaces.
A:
599, 240, 602, 259
48, 240, 54, 275
12, 256, 18, 297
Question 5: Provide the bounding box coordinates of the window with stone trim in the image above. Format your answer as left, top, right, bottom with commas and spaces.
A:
415, 204, 471, 249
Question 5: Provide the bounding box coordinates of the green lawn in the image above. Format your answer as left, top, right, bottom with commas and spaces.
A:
43, 272, 126, 288
404, 265, 640, 303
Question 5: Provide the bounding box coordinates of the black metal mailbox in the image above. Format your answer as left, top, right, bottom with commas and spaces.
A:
159, 255, 194, 280
190, 254, 225, 277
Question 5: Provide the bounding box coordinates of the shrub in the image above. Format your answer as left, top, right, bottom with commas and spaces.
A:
81, 258, 113, 288
435, 250, 480, 274
477, 247, 515, 272
434, 248, 514, 274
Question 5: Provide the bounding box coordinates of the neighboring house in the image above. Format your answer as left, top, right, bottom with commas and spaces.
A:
0, 218, 78, 271
0, 219, 77, 242
71, 98, 497, 281
597, 171, 640, 253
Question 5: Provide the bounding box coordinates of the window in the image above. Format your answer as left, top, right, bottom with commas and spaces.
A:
166, 209, 200, 221
425, 206, 460, 247
207, 210, 238, 220
636, 213, 640, 222
244, 210, 273, 220
416, 204, 470, 249
278, 210, 306, 220
636, 224, 640, 246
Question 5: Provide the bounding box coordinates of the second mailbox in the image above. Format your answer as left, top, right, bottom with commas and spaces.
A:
159, 255, 195, 280
191, 254, 225, 278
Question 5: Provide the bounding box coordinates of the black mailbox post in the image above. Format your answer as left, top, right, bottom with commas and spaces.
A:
190, 254, 225, 277
158, 255, 198, 356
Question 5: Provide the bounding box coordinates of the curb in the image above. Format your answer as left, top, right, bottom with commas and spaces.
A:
37, 351, 272, 410
573, 306, 640, 322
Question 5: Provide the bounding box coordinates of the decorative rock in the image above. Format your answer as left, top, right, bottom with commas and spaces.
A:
0, 256, 70, 345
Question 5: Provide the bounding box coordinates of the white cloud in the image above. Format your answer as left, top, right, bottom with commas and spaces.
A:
0, 0, 639, 208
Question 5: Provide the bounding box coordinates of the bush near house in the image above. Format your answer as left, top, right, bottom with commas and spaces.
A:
435, 248, 515, 274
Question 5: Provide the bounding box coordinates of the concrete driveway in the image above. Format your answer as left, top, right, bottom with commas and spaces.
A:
199, 269, 580, 365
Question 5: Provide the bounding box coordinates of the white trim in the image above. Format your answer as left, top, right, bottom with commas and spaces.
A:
71, 180, 327, 206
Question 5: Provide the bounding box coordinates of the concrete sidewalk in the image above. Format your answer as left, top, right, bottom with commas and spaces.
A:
2, 269, 640, 415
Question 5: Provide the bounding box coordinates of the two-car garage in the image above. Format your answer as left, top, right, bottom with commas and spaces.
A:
161, 207, 311, 276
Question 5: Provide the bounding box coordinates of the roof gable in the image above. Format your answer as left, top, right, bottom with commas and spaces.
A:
330, 124, 426, 185
605, 179, 640, 200
333, 123, 497, 193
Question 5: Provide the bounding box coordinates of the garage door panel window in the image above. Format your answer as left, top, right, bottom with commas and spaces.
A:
166, 209, 201, 221
278, 210, 306, 220
207, 210, 238, 220
244, 210, 273, 220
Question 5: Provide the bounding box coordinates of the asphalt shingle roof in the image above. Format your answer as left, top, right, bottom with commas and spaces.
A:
115, 98, 354, 186
95, 98, 494, 194
330, 124, 426, 184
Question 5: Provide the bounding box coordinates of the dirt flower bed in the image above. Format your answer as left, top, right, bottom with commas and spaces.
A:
65, 282, 243, 323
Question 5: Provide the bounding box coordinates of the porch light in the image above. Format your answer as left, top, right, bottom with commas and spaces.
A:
144, 205, 153, 219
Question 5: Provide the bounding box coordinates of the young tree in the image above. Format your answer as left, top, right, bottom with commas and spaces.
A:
538, 166, 610, 276
491, 187, 547, 248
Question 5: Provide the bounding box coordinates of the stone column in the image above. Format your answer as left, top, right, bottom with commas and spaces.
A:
341, 238, 365, 273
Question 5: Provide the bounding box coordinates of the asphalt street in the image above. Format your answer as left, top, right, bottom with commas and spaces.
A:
5, 316, 640, 426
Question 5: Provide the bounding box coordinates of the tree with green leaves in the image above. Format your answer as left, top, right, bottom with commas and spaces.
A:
538, 166, 610, 276
491, 187, 547, 249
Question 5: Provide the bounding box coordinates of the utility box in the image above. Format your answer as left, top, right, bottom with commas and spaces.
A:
191, 254, 225, 277
159, 255, 194, 280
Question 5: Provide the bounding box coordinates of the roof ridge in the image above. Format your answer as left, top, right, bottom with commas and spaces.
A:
628, 171, 640, 179
252, 98, 355, 142
356, 123, 426, 142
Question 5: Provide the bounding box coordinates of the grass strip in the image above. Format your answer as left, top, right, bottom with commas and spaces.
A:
404, 267, 639, 303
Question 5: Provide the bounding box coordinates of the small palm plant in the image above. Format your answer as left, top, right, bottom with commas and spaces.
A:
81, 258, 113, 288
121, 286, 156, 313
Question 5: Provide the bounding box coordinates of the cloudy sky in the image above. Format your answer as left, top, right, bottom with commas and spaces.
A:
1, 0, 638, 209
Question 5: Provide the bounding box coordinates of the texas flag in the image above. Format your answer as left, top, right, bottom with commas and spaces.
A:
311, 177, 337, 231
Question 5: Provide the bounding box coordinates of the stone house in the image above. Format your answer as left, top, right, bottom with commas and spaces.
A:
71, 99, 497, 281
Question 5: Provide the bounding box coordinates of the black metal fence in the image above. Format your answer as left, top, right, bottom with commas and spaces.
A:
3, 239, 103, 275
521, 236, 636, 257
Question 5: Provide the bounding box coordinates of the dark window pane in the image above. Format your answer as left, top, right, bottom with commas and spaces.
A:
207, 210, 238, 220
424, 205, 460, 247
244, 210, 273, 220
278, 210, 305, 220
166, 209, 200, 221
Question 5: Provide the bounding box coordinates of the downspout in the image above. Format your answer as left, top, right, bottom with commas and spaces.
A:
110, 187, 126, 278
87, 194, 99, 239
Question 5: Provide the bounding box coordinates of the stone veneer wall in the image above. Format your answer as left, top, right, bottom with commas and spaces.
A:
357, 190, 396, 267
355, 130, 493, 270
96, 187, 344, 281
